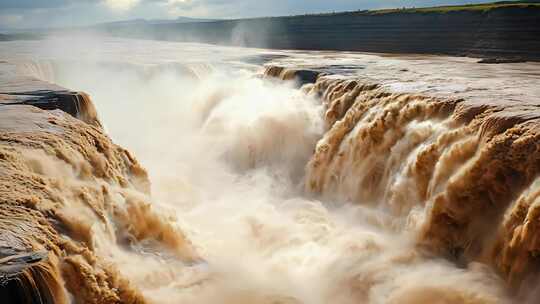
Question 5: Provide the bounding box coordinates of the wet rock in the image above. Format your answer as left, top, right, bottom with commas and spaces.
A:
0, 90, 102, 128
263, 65, 323, 86
0, 251, 65, 304
0, 70, 102, 128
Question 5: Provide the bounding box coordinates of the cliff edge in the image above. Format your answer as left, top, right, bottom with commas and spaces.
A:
103, 2, 540, 61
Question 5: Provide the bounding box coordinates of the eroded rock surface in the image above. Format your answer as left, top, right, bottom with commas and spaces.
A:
0, 76, 198, 303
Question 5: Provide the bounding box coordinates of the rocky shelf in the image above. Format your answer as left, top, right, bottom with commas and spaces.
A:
0, 71, 102, 128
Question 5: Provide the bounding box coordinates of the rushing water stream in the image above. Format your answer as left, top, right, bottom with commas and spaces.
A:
2, 36, 540, 303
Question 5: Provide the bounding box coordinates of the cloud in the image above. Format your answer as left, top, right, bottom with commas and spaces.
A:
0, 0, 139, 11
104, 0, 140, 11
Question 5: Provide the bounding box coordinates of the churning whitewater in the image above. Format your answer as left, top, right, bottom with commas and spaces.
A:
3, 37, 540, 304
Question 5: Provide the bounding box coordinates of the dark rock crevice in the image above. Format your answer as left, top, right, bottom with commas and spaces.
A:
0, 90, 102, 128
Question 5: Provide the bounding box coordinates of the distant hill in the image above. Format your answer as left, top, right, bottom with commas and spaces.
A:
0, 33, 42, 41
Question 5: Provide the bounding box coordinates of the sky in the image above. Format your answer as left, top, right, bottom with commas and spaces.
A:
0, 0, 496, 30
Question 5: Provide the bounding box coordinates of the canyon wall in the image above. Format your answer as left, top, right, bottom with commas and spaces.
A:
103, 6, 540, 60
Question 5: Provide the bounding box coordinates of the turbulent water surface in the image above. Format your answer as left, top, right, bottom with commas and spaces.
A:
1, 35, 540, 303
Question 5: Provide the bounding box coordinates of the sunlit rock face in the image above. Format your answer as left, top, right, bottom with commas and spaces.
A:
1, 37, 540, 303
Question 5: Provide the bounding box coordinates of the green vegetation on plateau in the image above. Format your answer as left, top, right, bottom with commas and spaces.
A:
304, 1, 540, 17
374, 0, 540, 14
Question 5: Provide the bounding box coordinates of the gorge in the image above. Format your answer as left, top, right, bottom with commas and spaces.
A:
0, 36, 539, 303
